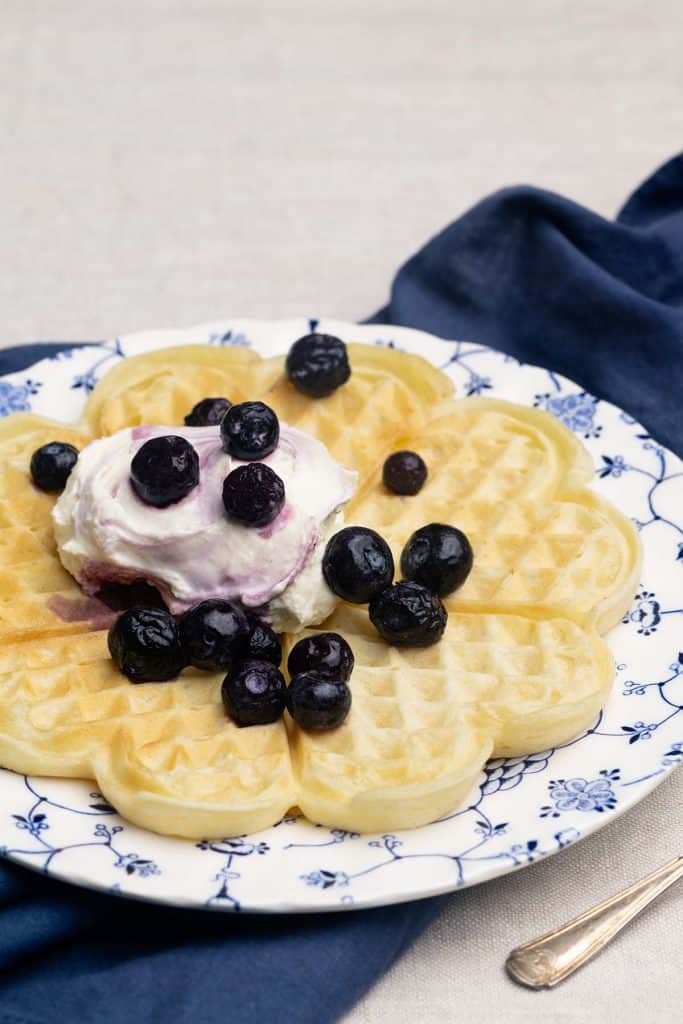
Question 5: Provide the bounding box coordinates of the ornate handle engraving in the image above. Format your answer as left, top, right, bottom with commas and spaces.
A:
506, 855, 683, 989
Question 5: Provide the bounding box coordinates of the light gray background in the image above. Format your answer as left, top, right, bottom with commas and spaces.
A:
1, 2, 681, 1021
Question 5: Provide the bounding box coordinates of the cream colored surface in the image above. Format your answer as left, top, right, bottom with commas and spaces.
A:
1, 0, 680, 1017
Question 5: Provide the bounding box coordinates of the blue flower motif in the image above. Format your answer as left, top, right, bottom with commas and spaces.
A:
506, 840, 539, 863
466, 373, 493, 396
0, 378, 41, 416
114, 852, 161, 877
12, 812, 48, 836
554, 827, 580, 848
93, 822, 123, 838
301, 869, 349, 890
621, 720, 659, 743
534, 391, 601, 438
662, 742, 683, 766
598, 455, 627, 479
540, 769, 619, 817
624, 590, 661, 635
71, 369, 98, 392
374, 338, 405, 351
208, 330, 250, 348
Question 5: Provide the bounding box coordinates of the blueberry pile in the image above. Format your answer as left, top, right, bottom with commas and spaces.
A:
106, 599, 355, 731
108, 598, 283, 724
321, 519, 473, 648
286, 632, 354, 729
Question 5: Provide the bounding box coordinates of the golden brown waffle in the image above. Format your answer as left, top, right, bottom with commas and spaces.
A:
348, 399, 641, 632
0, 342, 640, 838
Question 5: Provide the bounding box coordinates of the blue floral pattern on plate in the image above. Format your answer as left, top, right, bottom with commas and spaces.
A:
0, 318, 680, 913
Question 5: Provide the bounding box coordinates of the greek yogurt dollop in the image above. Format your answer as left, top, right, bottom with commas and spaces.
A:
53, 423, 357, 632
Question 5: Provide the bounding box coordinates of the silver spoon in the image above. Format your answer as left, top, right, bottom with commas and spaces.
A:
506, 855, 683, 989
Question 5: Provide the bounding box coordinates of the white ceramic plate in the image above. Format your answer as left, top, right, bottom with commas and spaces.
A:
0, 318, 681, 913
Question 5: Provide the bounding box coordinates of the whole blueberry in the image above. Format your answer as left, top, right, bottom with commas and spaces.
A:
30, 441, 79, 492
222, 463, 285, 527
382, 450, 428, 496
287, 632, 354, 682
400, 524, 473, 597
221, 660, 287, 727
220, 401, 279, 460
179, 599, 249, 671
184, 397, 232, 427
285, 334, 351, 398
322, 526, 394, 603
108, 607, 186, 682
369, 581, 447, 647
130, 435, 199, 508
286, 672, 351, 730
242, 618, 282, 667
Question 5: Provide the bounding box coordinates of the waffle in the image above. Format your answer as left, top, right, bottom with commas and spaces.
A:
82, 345, 265, 436
0, 341, 641, 838
0, 631, 295, 837
83, 343, 453, 485
347, 398, 641, 632
285, 605, 613, 832
0, 606, 610, 837
0, 413, 100, 643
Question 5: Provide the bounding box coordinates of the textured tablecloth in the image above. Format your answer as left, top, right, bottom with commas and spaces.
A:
1, 3, 681, 1021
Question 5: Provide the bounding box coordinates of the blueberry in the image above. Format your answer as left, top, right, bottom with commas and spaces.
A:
30, 441, 79, 492
369, 581, 447, 647
108, 607, 186, 682
286, 672, 351, 730
287, 632, 354, 682
242, 618, 282, 667
382, 450, 427, 496
400, 524, 473, 597
221, 660, 287, 726
220, 401, 279, 460
222, 463, 285, 527
184, 397, 232, 427
179, 599, 249, 671
130, 435, 199, 508
322, 526, 394, 603
285, 334, 351, 398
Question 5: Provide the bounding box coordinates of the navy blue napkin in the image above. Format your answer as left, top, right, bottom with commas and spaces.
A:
371, 152, 683, 456
1, 153, 681, 1024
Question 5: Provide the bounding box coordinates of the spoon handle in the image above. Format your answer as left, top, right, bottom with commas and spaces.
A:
506, 855, 683, 989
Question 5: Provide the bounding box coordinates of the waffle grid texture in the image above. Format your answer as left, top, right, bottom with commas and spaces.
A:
0, 344, 641, 836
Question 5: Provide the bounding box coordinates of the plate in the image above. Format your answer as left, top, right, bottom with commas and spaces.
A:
0, 318, 681, 913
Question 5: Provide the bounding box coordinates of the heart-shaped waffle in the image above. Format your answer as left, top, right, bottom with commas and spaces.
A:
0, 342, 640, 837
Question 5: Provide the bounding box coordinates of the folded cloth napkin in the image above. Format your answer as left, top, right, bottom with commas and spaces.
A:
1, 153, 681, 1024
371, 152, 683, 456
